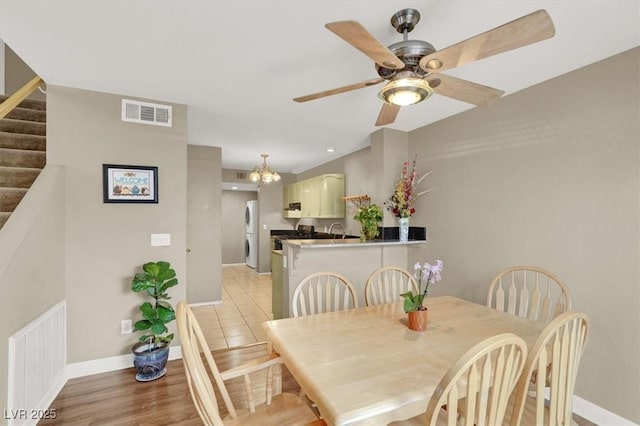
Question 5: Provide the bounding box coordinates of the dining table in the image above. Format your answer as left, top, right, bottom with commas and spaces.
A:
262, 295, 546, 426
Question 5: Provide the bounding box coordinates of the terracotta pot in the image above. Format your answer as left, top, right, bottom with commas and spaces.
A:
407, 309, 428, 331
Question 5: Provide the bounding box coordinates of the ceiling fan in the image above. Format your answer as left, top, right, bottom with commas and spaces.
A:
293, 8, 555, 126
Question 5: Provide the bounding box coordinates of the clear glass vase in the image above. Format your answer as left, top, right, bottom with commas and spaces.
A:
399, 217, 409, 242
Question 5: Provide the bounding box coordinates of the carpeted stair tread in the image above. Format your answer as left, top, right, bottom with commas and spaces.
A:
0, 166, 42, 189
0, 148, 46, 168
0, 118, 46, 136
0, 96, 47, 229
0, 188, 27, 212
5, 106, 46, 123
0, 95, 46, 111
0, 132, 46, 151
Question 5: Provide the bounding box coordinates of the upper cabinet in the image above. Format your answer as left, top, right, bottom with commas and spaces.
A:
318, 174, 345, 218
283, 174, 345, 218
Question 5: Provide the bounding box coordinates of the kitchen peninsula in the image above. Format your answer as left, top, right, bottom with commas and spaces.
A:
272, 236, 426, 319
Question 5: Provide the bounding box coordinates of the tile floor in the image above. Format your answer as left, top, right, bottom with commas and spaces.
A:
192, 264, 272, 350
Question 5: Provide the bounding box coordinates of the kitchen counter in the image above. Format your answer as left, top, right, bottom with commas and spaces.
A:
283, 238, 426, 248
272, 235, 426, 319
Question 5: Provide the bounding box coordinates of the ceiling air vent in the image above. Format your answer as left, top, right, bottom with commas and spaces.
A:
236, 172, 247, 180
121, 99, 172, 127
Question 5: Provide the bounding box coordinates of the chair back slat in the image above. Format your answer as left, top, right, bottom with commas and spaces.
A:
323, 277, 328, 312
177, 302, 236, 426
364, 267, 418, 306
496, 283, 505, 312
292, 272, 358, 317
507, 279, 518, 314
518, 276, 530, 318
447, 385, 460, 424
538, 278, 554, 322
425, 333, 527, 426
464, 363, 479, 426
488, 266, 572, 324
509, 311, 589, 426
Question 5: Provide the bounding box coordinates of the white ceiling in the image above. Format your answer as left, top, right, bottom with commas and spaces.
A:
1, 1, 638, 174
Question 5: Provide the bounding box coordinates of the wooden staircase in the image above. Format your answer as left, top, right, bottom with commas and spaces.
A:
0, 95, 46, 229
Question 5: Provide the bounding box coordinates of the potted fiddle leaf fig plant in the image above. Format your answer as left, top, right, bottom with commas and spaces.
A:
354, 203, 383, 241
130, 260, 178, 382
401, 259, 444, 331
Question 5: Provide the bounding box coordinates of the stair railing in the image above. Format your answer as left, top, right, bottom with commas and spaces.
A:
0, 75, 44, 119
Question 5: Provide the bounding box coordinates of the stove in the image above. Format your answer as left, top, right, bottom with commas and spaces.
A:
296, 224, 315, 239
271, 225, 315, 250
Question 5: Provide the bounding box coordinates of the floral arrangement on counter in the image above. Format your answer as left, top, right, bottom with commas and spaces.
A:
400, 259, 444, 312
386, 154, 432, 218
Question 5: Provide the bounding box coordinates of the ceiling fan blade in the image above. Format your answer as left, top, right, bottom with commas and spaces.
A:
419, 9, 555, 73
375, 103, 401, 126
325, 20, 405, 70
427, 74, 504, 106
293, 78, 384, 103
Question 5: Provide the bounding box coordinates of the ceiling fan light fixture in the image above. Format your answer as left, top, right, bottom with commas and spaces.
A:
378, 78, 433, 106
249, 154, 281, 184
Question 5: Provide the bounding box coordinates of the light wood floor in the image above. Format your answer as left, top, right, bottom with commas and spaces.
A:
40, 265, 596, 425
40, 343, 302, 425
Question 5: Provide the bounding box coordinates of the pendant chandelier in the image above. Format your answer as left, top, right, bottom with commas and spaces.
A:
248, 154, 281, 184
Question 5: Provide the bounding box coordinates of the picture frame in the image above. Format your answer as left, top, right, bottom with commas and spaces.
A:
102, 164, 158, 203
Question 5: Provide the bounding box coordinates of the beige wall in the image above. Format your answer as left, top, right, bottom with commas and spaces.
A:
187, 145, 222, 303
47, 85, 188, 362
0, 167, 66, 418
4, 44, 44, 101
257, 177, 295, 273
0, 40, 4, 95
221, 190, 257, 264
370, 129, 410, 227
408, 47, 639, 422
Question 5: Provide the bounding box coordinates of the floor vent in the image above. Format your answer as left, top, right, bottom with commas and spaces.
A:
121, 99, 172, 127
7, 301, 66, 425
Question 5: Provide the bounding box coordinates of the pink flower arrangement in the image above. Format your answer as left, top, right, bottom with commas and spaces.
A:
386, 155, 432, 218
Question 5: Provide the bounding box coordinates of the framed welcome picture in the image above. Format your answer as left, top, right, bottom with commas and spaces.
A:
102, 164, 158, 203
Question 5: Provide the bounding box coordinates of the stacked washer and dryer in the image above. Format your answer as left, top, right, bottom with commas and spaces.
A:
245, 200, 258, 268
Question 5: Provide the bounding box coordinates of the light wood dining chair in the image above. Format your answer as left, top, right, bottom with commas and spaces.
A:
487, 266, 572, 323
364, 266, 418, 306
176, 301, 320, 426
390, 333, 527, 426
291, 272, 359, 317
507, 311, 589, 426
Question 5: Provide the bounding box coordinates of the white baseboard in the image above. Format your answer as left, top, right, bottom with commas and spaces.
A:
573, 394, 638, 425
66, 345, 182, 379
222, 263, 248, 267
189, 300, 222, 307
543, 389, 638, 425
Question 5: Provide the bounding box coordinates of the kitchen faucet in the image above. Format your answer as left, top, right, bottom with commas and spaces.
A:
328, 222, 345, 239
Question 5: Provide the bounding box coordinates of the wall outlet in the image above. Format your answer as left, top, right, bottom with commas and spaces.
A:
121, 319, 133, 334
